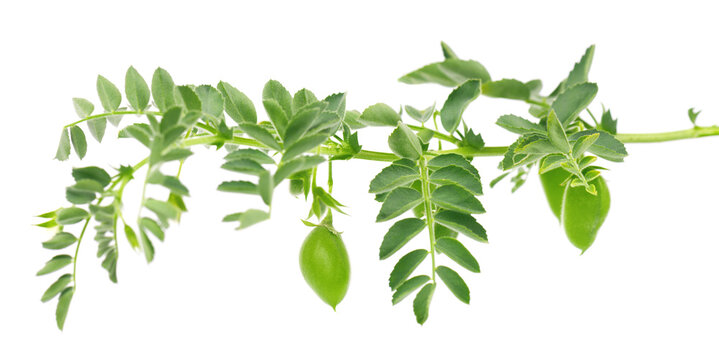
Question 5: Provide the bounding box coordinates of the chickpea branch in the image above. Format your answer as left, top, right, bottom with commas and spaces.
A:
36, 42, 718, 330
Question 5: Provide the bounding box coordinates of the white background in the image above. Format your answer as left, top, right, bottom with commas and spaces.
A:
1, 1, 718, 359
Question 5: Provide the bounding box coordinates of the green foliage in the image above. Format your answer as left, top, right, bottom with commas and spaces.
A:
38, 42, 714, 330
440, 80, 481, 133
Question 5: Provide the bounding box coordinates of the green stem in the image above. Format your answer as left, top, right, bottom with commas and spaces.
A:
180, 126, 719, 164
71, 218, 91, 285
407, 124, 460, 145
64, 110, 163, 128
526, 98, 549, 108
419, 156, 437, 283
615, 126, 719, 143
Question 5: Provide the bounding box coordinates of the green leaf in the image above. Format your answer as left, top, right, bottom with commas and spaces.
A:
440, 41, 458, 59
65, 180, 102, 205
440, 79, 481, 133
495, 114, 545, 135
571, 133, 600, 158
436, 266, 470, 304
229, 209, 271, 229
162, 148, 193, 162
218, 81, 256, 124
56, 286, 74, 330
413, 283, 435, 325
158, 106, 182, 133
86, 117, 106, 142
566, 45, 595, 89
313, 187, 347, 215
72, 98, 94, 118
55, 128, 71, 161
258, 170, 274, 206
262, 80, 292, 136
569, 130, 627, 162
125, 66, 150, 111
482, 79, 529, 100
151, 67, 176, 112
546, 110, 571, 153
552, 83, 598, 126
144, 198, 179, 223
404, 103, 435, 123
388, 123, 422, 160
225, 149, 275, 164
431, 184, 485, 214
237, 123, 282, 151
436, 237, 480, 272
388, 249, 428, 289
42, 232, 78, 250
429, 165, 483, 195
72, 166, 111, 187
56, 207, 89, 225
221, 159, 265, 175
119, 123, 152, 147
37, 255, 73, 276
274, 155, 325, 184
392, 275, 431, 305
174, 85, 202, 112
106, 108, 125, 127
688, 108, 701, 126
600, 108, 618, 135
218, 180, 257, 194
148, 172, 190, 196
399, 59, 491, 87
41, 274, 72, 303
124, 224, 139, 249
342, 110, 364, 129
292, 88, 318, 112
359, 103, 401, 127
427, 154, 480, 180
195, 85, 224, 119
69, 126, 87, 159
140, 231, 155, 263
379, 218, 426, 260
140, 217, 164, 241
283, 102, 325, 147
538, 154, 567, 174
96, 75, 121, 112
368, 164, 419, 194
376, 187, 423, 222
282, 133, 328, 162
434, 210, 487, 242
417, 128, 434, 144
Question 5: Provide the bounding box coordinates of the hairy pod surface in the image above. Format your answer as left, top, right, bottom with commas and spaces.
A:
299, 225, 351, 309
561, 176, 610, 253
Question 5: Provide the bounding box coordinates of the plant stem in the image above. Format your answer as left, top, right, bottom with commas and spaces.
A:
72, 218, 91, 285
180, 125, 719, 164
408, 124, 460, 145
64, 110, 163, 128
419, 156, 437, 283
615, 125, 719, 143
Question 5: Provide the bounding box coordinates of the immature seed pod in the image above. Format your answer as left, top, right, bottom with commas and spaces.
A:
561, 176, 610, 253
299, 224, 350, 310
539, 167, 571, 220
